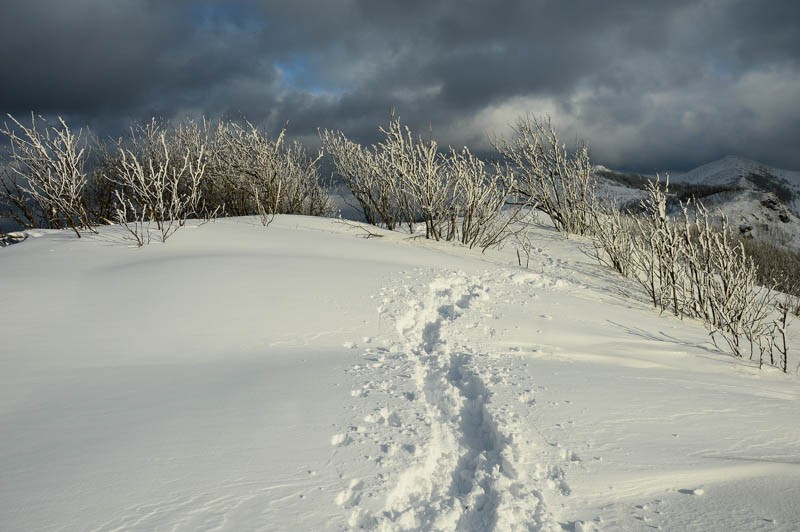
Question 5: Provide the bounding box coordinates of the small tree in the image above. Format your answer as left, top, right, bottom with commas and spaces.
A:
208, 121, 330, 220
773, 296, 793, 372
633, 177, 687, 317
495, 116, 597, 236
376, 117, 451, 240
109, 130, 206, 243
448, 147, 517, 250
1, 114, 93, 236
321, 125, 409, 230
588, 200, 637, 277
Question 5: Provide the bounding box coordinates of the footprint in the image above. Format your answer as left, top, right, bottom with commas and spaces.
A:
348, 507, 376, 528
517, 390, 536, 405
536, 463, 571, 495
556, 447, 581, 463
331, 433, 350, 447
335, 479, 364, 507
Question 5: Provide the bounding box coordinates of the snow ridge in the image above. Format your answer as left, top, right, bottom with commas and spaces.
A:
365, 272, 558, 531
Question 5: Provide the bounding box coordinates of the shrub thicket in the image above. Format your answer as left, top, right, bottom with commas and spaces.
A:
1, 115, 331, 245
321, 114, 518, 250
590, 176, 794, 371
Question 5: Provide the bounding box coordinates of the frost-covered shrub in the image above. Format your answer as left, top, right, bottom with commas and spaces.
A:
108, 124, 207, 244
322, 115, 516, 247
631, 177, 688, 317
375, 115, 450, 239
0, 115, 332, 243
494, 116, 597, 236
320, 128, 406, 229
0, 114, 93, 236
207, 121, 330, 221
589, 174, 792, 370
587, 201, 637, 277
447, 147, 517, 250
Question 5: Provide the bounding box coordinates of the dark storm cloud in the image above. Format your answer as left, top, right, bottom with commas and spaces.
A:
1, 0, 799, 171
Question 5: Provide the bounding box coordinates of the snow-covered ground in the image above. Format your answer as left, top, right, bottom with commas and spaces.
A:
2, 216, 799, 531
669, 156, 800, 191
595, 156, 800, 249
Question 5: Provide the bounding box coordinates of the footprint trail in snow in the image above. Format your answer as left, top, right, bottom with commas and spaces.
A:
337, 269, 578, 531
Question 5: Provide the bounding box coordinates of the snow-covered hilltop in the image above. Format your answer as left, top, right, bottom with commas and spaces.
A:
671, 155, 800, 191
596, 156, 800, 249
2, 216, 799, 531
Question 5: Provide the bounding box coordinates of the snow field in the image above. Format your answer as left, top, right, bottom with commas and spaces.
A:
332, 229, 800, 531
1, 215, 799, 531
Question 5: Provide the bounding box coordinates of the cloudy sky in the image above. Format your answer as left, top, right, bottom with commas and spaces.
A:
1, 0, 799, 172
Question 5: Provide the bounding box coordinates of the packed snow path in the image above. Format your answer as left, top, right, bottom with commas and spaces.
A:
2, 216, 799, 531
336, 270, 581, 531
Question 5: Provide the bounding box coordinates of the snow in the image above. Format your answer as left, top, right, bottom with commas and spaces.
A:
2, 215, 799, 531
669, 155, 800, 189
592, 156, 800, 248
664, 156, 800, 248
596, 179, 647, 207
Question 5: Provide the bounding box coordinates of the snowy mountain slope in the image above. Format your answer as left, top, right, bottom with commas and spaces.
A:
670, 155, 800, 191
595, 157, 800, 249
1, 216, 799, 531
669, 157, 800, 245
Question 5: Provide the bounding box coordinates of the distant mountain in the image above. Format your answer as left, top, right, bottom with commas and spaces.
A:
670, 155, 800, 191
595, 156, 800, 249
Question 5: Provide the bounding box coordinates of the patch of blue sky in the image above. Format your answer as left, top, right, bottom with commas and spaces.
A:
275, 54, 344, 97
